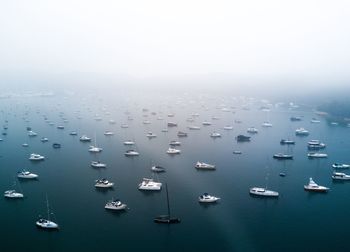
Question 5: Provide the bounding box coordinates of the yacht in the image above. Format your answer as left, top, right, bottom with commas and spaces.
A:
123, 140, 135, 145
249, 187, 279, 197
188, 126, 201, 130
332, 172, 350, 180
79, 135, 91, 142
177, 131, 188, 137
307, 140, 326, 150
95, 179, 114, 188
304, 178, 329, 192
223, 125, 233, 130
22, 143, 29, 147
295, 128, 309, 136
146, 132, 157, 138
169, 140, 181, 146
89, 145, 102, 153
91, 161, 107, 168
236, 135, 251, 142
29, 153, 45, 161
290, 116, 302, 121
332, 163, 350, 169
69, 131, 78, 136
121, 124, 129, 128
28, 130, 37, 137
195, 161, 216, 170
4, 190, 24, 198
105, 199, 127, 210
273, 153, 293, 160
167, 122, 178, 127
17, 170, 38, 179
280, 139, 295, 145
202, 121, 212, 126
307, 152, 328, 158
261, 122, 273, 127
40, 137, 49, 142
57, 125, 64, 129
247, 127, 258, 134
310, 118, 321, 123
166, 148, 181, 154
198, 193, 220, 203
151, 165, 166, 172
36, 196, 59, 229
138, 178, 162, 190
124, 150, 140, 156
210, 132, 221, 138
104, 131, 114, 136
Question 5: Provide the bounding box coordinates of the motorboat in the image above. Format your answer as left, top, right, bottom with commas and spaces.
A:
57, 125, 64, 129
236, 135, 251, 142
295, 128, 309, 136
52, 143, 61, 148
91, 161, 107, 168
195, 161, 216, 170
166, 148, 181, 154
105, 199, 127, 210
247, 127, 258, 134
308, 152, 328, 158
40, 137, 49, 142
177, 131, 188, 137
151, 165, 166, 172
124, 150, 139, 156
169, 140, 181, 146
28, 130, 37, 137
332, 172, 350, 180
4, 190, 24, 198
233, 150, 242, 154
332, 163, 350, 169
290, 116, 302, 121
273, 153, 293, 160
29, 153, 45, 161
202, 121, 212, 126
223, 125, 233, 130
123, 140, 135, 145
249, 187, 279, 197
307, 140, 326, 150
304, 178, 329, 192
146, 132, 157, 138
198, 193, 220, 203
280, 139, 295, 145
95, 178, 114, 188
109, 119, 116, 124
310, 118, 321, 123
261, 122, 273, 127
22, 143, 29, 147
138, 178, 162, 190
188, 126, 201, 130
210, 132, 221, 138
17, 170, 38, 179
69, 131, 78, 136
167, 122, 178, 127
104, 131, 114, 136
79, 135, 91, 142
89, 145, 102, 153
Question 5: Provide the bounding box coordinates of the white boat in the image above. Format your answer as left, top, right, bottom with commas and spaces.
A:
223, 125, 233, 130
195, 161, 216, 170
161, 128, 168, 132
105, 199, 127, 210
169, 140, 181, 146
261, 122, 273, 127
307, 140, 326, 149
36, 196, 59, 229
121, 124, 129, 128
332, 163, 350, 169
95, 178, 114, 188
295, 128, 309, 136
79, 135, 91, 142
124, 150, 139, 156
304, 178, 329, 192
332, 172, 350, 180
28, 130, 37, 137
89, 145, 103, 153
188, 126, 201, 130
307, 152, 328, 158
143, 120, 151, 124
123, 140, 135, 145
4, 190, 24, 198
91, 161, 107, 168
146, 132, 157, 138
17, 170, 38, 179
249, 187, 279, 197
69, 131, 78, 136
166, 148, 181, 154
310, 118, 321, 123
247, 127, 258, 133
151, 165, 166, 172
22, 143, 29, 147
104, 131, 114, 136
138, 178, 162, 191
40, 137, 49, 142
202, 121, 212, 126
210, 132, 221, 138
29, 153, 45, 161
198, 193, 220, 203
109, 119, 116, 124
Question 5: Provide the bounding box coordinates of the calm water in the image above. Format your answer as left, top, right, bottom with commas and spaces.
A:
0, 92, 349, 252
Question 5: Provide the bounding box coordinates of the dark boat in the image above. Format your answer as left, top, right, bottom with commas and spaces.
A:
177, 131, 188, 137
290, 116, 302, 121
273, 153, 293, 160
280, 139, 295, 145
236, 135, 251, 142
52, 143, 61, 148
154, 183, 180, 224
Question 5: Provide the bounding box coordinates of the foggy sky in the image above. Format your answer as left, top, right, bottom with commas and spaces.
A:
1, 0, 350, 87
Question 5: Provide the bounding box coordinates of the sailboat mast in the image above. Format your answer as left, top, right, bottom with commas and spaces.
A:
46, 194, 50, 221
166, 183, 171, 217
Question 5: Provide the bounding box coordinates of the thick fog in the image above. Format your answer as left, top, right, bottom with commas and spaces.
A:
0, 0, 349, 96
